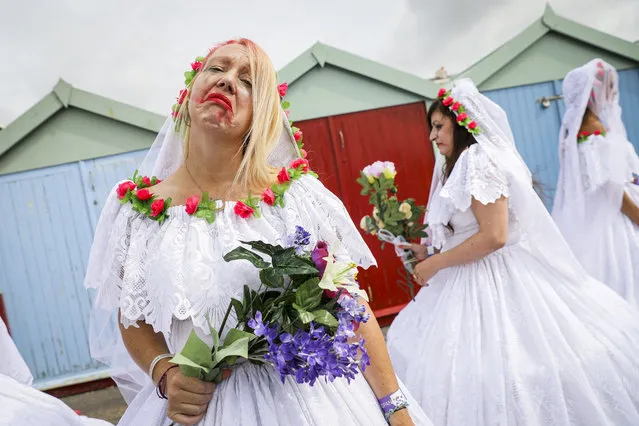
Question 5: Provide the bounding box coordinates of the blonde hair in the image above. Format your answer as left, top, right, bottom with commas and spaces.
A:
175, 39, 283, 191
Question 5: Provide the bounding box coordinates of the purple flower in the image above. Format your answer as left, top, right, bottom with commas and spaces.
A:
264, 321, 367, 386
287, 226, 311, 253
311, 241, 329, 276
248, 311, 278, 343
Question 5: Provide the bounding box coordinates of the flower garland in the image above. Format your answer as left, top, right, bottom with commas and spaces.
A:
436, 88, 481, 135
116, 50, 315, 224
117, 157, 317, 224
577, 129, 606, 143
116, 171, 171, 223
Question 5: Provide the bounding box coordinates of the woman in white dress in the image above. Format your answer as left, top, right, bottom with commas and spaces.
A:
552, 59, 639, 306
387, 78, 639, 425
0, 318, 112, 426
84, 39, 431, 426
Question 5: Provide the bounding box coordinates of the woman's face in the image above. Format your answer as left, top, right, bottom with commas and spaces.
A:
188, 43, 253, 140
430, 110, 455, 157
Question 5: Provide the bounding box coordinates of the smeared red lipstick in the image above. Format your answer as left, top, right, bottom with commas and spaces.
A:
203, 92, 233, 112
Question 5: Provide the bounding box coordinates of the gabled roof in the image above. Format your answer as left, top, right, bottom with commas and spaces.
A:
455, 4, 639, 86
278, 42, 442, 98
0, 79, 164, 160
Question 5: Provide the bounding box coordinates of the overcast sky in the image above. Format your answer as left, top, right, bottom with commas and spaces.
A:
1, 0, 637, 126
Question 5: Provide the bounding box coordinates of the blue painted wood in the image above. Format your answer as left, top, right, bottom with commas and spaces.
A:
0, 164, 100, 383
619, 68, 639, 151
0, 150, 150, 386
483, 67, 639, 210
484, 81, 564, 208
80, 150, 148, 228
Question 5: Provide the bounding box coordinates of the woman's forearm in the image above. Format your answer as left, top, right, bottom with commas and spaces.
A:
621, 191, 639, 226
436, 230, 506, 270
118, 311, 171, 383
356, 300, 400, 397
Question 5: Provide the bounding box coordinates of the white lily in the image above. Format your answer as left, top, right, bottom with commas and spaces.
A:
318, 247, 369, 302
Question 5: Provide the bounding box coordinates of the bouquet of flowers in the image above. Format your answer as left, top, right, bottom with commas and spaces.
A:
169, 226, 370, 386
357, 161, 428, 297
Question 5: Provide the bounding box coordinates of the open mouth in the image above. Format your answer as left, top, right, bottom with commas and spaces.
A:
204, 93, 233, 112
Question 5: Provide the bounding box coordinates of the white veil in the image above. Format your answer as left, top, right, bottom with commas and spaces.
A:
552, 59, 630, 260
438, 79, 590, 278
86, 110, 301, 403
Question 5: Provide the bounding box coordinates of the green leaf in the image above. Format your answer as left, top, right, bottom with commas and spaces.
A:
213, 337, 250, 365
281, 101, 290, 109
203, 367, 222, 383
223, 246, 270, 268
295, 278, 323, 311
240, 240, 283, 257
223, 328, 255, 346
293, 304, 315, 323
260, 267, 284, 288
312, 309, 339, 327
272, 249, 319, 276
179, 330, 214, 369
170, 352, 210, 379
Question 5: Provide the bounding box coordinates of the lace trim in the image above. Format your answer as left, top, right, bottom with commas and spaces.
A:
427, 144, 510, 248
85, 175, 376, 335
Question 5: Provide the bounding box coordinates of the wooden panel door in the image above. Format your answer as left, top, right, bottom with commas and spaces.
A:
327, 103, 435, 318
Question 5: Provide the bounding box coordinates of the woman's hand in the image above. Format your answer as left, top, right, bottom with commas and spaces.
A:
412, 254, 443, 287
398, 243, 429, 261
165, 368, 229, 425
389, 408, 415, 426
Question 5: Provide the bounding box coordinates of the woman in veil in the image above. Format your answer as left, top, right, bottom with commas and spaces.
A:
553, 59, 639, 306
84, 39, 431, 426
387, 78, 639, 425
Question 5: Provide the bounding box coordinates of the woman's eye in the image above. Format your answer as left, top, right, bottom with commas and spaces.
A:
207, 66, 223, 72
241, 79, 252, 87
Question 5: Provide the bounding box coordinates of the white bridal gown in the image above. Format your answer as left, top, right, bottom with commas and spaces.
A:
387, 144, 639, 425
85, 175, 432, 426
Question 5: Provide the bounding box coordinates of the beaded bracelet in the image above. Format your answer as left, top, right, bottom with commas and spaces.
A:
156, 365, 179, 399
378, 389, 409, 423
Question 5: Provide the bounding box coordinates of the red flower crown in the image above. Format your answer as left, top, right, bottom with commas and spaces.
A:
436, 88, 481, 135
577, 129, 605, 143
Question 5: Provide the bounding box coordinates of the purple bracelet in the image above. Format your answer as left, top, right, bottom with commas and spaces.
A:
378, 389, 409, 422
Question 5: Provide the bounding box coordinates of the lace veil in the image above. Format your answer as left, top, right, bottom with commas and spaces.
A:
552, 59, 630, 258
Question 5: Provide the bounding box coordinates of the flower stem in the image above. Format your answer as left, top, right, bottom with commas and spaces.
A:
219, 302, 233, 335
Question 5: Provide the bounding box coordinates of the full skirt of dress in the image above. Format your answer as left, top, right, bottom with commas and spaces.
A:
575, 182, 639, 307
119, 361, 432, 426
387, 241, 639, 426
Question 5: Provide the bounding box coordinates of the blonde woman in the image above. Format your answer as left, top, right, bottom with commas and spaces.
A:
84, 39, 430, 426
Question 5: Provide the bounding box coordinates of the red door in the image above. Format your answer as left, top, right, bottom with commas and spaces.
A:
296, 102, 435, 323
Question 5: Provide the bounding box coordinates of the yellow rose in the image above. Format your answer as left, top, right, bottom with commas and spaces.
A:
382, 168, 397, 180
359, 216, 369, 231
399, 202, 412, 219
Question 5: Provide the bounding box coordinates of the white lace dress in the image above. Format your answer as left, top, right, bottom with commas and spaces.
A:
86, 175, 432, 426
567, 135, 639, 306
386, 144, 639, 425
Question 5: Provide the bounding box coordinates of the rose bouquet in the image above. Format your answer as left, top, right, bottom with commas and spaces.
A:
169, 226, 370, 386
357, 161, 428, 297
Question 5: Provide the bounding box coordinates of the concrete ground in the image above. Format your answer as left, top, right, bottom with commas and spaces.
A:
61, 386, 126, 424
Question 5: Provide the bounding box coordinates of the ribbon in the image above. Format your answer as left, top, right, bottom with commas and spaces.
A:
377, 229, 417, 273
